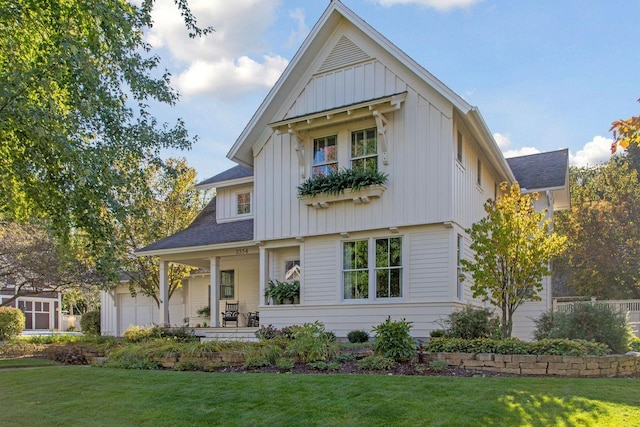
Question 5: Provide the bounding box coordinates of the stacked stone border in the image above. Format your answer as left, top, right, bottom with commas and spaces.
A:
424, 352, 640, 377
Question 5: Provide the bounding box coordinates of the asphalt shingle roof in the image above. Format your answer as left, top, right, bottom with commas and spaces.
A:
137, 197, 253, 253
506, 149, 568, 191
197, 165, 253, 187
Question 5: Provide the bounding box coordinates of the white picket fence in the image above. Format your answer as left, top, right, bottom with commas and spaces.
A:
554, 298, 640, 337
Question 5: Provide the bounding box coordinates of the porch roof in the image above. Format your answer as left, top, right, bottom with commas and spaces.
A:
136, 197, 254, 255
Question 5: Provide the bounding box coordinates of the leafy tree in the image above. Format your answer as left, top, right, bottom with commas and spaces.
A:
117, 158, 210, 306
0, 0, 210, 279
0, 220, 94, 307
611, 98, 640, 153
554, 158, 640, 298
462, 183, 567, 338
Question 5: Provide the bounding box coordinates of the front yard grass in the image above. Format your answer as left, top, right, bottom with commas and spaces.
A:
0, 362, 638, 426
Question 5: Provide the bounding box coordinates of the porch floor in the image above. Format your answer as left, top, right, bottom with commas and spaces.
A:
193, 327, 258, 342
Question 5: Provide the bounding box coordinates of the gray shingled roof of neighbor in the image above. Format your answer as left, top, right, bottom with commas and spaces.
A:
506, 149, 569, 191
196, 165, 253, 188
137, 196, 254, 254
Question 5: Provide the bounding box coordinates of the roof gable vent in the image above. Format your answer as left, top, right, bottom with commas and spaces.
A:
317, 35, 372, 74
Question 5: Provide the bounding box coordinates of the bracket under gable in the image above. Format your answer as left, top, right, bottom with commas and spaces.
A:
288, 127, 306, 178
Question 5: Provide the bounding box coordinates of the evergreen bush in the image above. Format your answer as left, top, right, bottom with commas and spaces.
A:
0, 307, 25, 340
80, 310, 101, 335
347, 330, 369, 343
533, 304, 633, 354
442, 306, 500, 339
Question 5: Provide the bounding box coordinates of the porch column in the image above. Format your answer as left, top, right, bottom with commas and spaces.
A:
159, 260, 170, 326
210, 257, 220, 327
259, 246, 268, 306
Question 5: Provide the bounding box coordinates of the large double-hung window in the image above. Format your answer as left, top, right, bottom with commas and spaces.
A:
342, 237, 402, 301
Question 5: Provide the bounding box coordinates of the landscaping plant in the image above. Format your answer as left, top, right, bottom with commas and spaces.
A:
0, 307, 25, 340
533, 304, 633, 354
347, 330, 370, 343
440, 306, 500, 339
80, 310, 101, 335
372, 316, 416, 362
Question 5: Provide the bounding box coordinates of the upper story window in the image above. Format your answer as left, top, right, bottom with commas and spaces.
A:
236, 192, 251, 215
457, 131, 463, 163
351, 127, 378, 172
312, 135, 338, 176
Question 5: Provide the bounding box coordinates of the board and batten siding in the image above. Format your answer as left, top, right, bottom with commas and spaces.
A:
255, 90, 454, 241
215, 184, 253, 222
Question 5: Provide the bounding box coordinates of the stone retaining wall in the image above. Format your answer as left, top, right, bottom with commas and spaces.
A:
425, 352, 640, 377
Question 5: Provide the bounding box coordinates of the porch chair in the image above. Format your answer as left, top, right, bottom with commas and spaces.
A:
221, 301, 239, 327
247, 311, 259, 327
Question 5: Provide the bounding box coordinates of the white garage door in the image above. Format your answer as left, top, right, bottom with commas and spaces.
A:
117, 291, 185, 335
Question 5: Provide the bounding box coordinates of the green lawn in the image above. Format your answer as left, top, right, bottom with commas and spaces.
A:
0, 363, 638, 426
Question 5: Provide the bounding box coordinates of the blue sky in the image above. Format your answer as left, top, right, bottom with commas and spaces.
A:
148, 0, 640, 181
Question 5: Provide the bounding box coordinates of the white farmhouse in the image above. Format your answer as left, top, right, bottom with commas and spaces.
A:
101, 0, 569, 340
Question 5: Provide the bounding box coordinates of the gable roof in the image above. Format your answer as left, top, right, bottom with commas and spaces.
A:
506, 149, 570, 210
136, 197, 254, 255
196, 165, 253, 190
226, 0, 514, 182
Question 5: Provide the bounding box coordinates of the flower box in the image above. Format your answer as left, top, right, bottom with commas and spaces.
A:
299, 184, 386, 209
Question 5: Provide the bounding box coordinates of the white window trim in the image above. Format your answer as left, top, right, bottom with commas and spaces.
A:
235, 190, 252, 217
341, 235, 404, 303
350, 126, 379, 171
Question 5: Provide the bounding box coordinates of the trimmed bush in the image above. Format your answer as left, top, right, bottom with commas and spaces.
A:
284, 321, 338, 363
372, 316, 416, 362
425, 337, 610, 356
347, 330, 369, 343
534, 304, 633, 354
80, 310, 101, 335
0, 307, 25, 340
442, 307, 500, 339
358, 355, 396, 370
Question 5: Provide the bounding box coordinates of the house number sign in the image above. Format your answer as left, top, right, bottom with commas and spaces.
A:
235, 248, 249, 255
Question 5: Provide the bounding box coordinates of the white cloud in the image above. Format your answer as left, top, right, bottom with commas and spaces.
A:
287, 8, 309, 48
569, 136, 615, 167
493, 132, 540, 157
493, 132, 512, 150
173, 55, 288, 98
374, 0, 481, 11
503, 147, 541, 158
146, 0, 285, 98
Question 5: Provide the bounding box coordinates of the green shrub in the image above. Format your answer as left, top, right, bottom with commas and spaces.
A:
284, 321, 338, 363
630, 337, 640, 352
297, 168, 388, 197
534, 304, 632, 354
124, 325, 154, 343
243, 355, 270, 369
347, 330, 369, 343
80, 310, 101, 335
425, 337, 610, 356
442, 307, 500, 339
332, 353, 356, 363
429, 329, 446, 338
429, 360, 448, 372
276, 358, 295, 372
0, 307, 25, 340
372, 316, 416, 362
173, 360, 202, 371
358, 355, 396, 370
308, 361, 340, 371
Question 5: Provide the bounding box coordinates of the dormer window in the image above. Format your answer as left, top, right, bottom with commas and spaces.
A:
351, 127, 378, 172
236, 192, 251, 215
312, 135, 337, 176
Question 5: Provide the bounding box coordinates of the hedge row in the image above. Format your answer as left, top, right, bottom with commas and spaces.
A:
425, 337, 611, 356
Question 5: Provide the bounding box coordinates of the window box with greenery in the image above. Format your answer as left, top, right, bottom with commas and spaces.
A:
264, 279, 300, 305
297, 168, 388, 208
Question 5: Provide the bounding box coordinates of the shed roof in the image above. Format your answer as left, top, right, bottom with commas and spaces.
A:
507, 149, 568, 191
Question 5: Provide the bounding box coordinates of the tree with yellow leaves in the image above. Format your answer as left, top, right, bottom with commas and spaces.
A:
462, 183, 567, 338
611, 99, 640, 153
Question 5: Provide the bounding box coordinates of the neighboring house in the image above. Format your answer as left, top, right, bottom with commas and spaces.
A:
101, 0, 569, 340
1, 284, 62, 331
